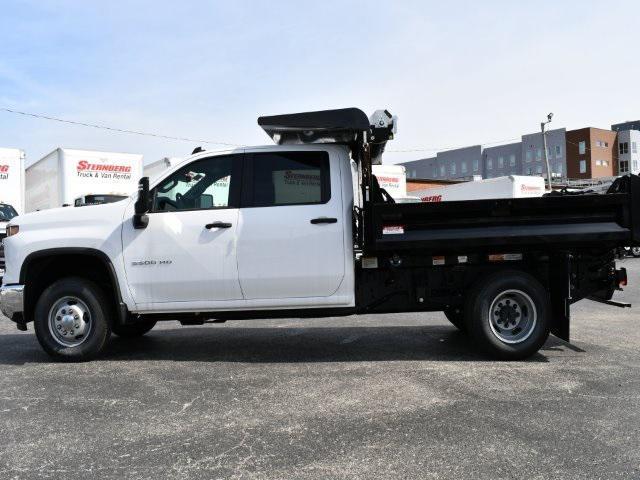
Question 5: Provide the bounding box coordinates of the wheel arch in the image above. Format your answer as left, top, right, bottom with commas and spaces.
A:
20, 248, 128, 325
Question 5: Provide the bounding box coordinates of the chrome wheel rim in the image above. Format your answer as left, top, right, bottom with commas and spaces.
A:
488, 289, 537, 344
632, 247, 640, 256
48, 296, 92, 347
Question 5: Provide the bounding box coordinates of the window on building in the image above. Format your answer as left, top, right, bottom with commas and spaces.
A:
557, 164, 563, 175
432, 167, 437, 178
579, 160, 587, 173
633, 160, 638, 172
596, 160, 609, 167
487, 158, 493, 170
536, 165, 543, 174
526, 150, 532, 162
633, 142, 638, 154
440, 165, 445, 177
527, 167, 533, 175
451, 163, 456, 175
498, 156, 504, 168
555, 145, 562, 158
620, 142, 629, 155
620, 161, 629, 173
509, 154, 516, 166
579, 141, 586, 155
473, 159, 479, 172
461, 161, 468, 173
536, 148, 542, 161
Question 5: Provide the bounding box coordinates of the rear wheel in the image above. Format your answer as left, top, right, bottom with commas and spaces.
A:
632, 246, 640, 258
34, 277, 112, 361
465, 270, 550, 360
112, 320, 157, 338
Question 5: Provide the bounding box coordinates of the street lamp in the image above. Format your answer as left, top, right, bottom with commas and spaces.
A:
541, 113, 553, 192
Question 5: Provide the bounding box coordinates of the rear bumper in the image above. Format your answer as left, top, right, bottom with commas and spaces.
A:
0, 284, 24, 319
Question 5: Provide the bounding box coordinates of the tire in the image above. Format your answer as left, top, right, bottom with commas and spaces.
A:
33, 277, 112, 361
444, 308, 465, 331
464, 270, 550, 360
632, 246, 640, 258
112, 320, 157, 338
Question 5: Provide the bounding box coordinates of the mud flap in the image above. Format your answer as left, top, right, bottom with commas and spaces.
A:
550, 254, 571, 341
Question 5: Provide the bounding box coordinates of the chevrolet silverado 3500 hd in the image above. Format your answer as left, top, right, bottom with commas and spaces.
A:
1, 108, 638, 361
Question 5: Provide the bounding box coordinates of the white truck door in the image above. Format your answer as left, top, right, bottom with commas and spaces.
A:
236, 148, 345, 301
122, 154, 244, 307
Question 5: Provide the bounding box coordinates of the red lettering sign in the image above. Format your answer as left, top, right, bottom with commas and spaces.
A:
0, 165, 9, 173
77, 160, 132, 173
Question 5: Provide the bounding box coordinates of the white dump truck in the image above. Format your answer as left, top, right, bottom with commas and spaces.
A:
0, 109, 637, 362
25, 148, 143, 211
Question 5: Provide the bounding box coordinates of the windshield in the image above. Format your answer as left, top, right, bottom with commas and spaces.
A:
0, 204, 18, 221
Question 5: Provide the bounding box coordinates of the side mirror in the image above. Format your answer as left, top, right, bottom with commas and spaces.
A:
133, 177, 150, 229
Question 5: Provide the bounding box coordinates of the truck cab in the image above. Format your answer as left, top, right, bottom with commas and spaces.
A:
1, 108, 637, 361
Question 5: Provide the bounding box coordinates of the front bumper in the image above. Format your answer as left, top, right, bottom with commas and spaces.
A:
0, 284, 24, 319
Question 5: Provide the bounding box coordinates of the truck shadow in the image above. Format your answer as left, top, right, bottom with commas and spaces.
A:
0, 324, 570, 365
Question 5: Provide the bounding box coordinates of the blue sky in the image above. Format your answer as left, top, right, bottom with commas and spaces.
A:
1, 0, 639, 166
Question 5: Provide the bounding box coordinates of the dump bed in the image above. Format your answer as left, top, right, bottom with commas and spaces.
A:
368, 175, 640, 253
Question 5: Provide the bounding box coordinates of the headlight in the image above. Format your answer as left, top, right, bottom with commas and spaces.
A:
6, 225, 19, 237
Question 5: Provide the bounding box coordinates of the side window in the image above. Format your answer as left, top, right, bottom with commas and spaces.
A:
152, 155, 238, 212
247, 151, 330, 207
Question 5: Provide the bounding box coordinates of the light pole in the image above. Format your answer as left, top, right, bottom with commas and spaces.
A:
541, 112, 554, 192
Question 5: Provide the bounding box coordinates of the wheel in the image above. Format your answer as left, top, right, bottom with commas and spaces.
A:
464, 270, 550, 360
33, 277, 112, 361
631, 246, 640, 258
444, 308, 465, 331
112, 320, 157, 338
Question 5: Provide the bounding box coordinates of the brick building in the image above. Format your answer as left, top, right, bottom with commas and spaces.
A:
565, 128, 618, 179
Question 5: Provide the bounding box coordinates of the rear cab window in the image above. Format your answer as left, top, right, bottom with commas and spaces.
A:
243, 151, 331, 207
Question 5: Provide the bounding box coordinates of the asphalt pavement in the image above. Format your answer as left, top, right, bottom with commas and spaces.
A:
1, 259, 639, 479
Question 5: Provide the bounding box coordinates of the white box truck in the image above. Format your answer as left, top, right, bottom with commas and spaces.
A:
0, 147, 25, 278
0, 147, 26, 215
25, 148, 143, 212
414, 175, 546, 203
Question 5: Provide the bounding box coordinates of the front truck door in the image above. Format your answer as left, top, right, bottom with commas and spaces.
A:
236, 149, 346, 303
122, 154, 244, 308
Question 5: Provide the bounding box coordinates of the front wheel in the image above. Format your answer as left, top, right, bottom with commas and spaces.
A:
631, 246, 640, 258
465, 270, 550, 360
34, 277, 112, 361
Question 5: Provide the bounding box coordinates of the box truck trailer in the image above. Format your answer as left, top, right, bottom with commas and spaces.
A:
0, 148, 26, 215
0, 147, 25, 278
25, 148, 143, 212
143, 157, 182, 182
414, 175, 546, 203
372, 164, 419, 202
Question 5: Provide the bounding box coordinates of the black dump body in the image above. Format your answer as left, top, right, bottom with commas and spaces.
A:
367, 175, 640, 254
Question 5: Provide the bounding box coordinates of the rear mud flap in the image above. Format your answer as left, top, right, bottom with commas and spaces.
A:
550, 254, 571, 342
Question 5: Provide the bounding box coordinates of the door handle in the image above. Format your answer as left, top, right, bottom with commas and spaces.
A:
310, 217, 338, 224
205, 221, 232, 229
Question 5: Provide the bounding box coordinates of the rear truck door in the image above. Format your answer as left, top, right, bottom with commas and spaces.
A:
236, 147, 346, 302
122, 153, 244, 308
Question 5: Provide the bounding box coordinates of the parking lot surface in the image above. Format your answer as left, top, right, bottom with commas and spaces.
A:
1, 259, 639, 479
